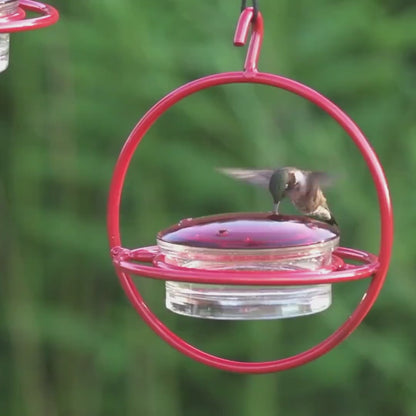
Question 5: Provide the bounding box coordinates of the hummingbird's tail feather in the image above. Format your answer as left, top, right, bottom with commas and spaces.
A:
307, 213, 339, 231
326, 214, 338, 227
306, 205, 338, 229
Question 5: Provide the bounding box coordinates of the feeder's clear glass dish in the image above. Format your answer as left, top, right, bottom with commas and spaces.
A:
157, 214, 340, 320
0, 0, 19, 72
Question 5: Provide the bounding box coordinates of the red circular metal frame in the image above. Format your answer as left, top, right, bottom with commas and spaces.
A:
0, 0, 59, 33
107, 9, 393, 373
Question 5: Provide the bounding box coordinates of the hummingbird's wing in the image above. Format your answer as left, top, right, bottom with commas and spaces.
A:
307, 171, 334, 189
217, 168, 274, 188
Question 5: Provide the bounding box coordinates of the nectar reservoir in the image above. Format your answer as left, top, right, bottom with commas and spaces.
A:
157, 213, 339, 320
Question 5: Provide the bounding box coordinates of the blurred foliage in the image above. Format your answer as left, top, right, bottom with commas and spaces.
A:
0, 0, 415, 415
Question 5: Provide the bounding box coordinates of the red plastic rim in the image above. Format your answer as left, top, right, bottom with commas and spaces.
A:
0, 0, 59, 33
107, 71, 393, 373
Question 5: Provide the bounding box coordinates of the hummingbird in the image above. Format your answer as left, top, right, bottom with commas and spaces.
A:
218, 166, 338, 226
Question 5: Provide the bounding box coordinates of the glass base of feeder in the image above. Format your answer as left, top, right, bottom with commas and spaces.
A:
166, 282, 332, 320
158, 213, 339, 320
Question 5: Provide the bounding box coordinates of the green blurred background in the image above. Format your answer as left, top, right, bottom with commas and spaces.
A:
0, 0, 415, 414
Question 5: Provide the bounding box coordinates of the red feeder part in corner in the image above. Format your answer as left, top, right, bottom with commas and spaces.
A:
0, 0, 59, 72
107, 8, 393, 373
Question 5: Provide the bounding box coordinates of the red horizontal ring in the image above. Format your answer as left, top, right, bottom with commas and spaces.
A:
0, 0, 59, 33
112, 246, 378, 285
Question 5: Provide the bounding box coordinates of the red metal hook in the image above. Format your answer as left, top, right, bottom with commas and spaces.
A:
233, 7, 264, 73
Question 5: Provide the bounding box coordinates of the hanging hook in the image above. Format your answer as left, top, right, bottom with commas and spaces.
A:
240, 0, 258, 21
233, 6, 264, 73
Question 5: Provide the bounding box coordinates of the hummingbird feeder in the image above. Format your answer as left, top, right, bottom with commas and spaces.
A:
107, 5, 393, 373
0, 0, 59, 72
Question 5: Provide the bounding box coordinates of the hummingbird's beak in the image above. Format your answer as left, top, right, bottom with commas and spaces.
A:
273, 202, 280, 214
